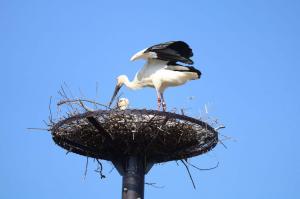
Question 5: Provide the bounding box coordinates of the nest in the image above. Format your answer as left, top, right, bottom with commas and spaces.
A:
51, 109, 218, 164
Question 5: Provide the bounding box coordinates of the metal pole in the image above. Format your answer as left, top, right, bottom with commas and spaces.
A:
122, 156, 145, 199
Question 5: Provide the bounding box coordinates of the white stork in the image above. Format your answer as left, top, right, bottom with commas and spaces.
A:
109, 41, 201, 111
117, 98, 129, 110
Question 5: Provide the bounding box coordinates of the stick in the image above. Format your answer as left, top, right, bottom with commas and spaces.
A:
27, 127, 49, 132
84, 157, 89, 179
180, 160, 196, 189
48, 96, 53, 123
57, 99, 109, 109
86, 116, 113, 142
186, 160, 219, 171
214, 125, 225, 131
145, 182, 165, 189
95, 159, 105, 179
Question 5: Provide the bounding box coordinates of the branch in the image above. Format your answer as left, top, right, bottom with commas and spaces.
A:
27, 127, 49, 132
181, 108, 185, 116
78, 100, 94, 112
186, 160, 219, 171
48, 96, 54, 124
58, 85, 75, 110
220, 134, 237, 142
95, 159, 106, 179
86, 116, 113, 142
57, 98, 109, 109
83, 157, 89, 180
219, 139, 228, 149
214, 125, 225, 131
145, 182, 165, 189
180, 160, 196, 189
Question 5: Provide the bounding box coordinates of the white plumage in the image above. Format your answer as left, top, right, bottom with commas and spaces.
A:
109, 41, 201, 111
117, 98, 129, 110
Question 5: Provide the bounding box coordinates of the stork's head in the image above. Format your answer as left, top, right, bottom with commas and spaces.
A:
116, 75, 128, 85
108, 75, 128, 107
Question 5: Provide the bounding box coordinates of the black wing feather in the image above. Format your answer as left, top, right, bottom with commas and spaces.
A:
166, 65, 201, 79
145, 41, 194, 64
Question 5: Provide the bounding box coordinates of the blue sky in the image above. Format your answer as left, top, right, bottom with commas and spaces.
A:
1, 0, 299, 198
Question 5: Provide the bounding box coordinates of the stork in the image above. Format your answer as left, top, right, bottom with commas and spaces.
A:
109, 41, 201, 111
117, 98, 129, 110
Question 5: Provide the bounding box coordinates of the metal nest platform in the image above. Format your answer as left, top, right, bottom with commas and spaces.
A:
51, 109, 218, 164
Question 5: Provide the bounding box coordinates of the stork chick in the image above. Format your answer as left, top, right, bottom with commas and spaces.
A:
117, 98, 129, 110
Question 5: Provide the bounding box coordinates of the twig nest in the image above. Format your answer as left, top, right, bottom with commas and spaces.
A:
51, 109, 218, 163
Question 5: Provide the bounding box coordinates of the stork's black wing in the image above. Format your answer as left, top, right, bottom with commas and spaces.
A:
145, 41, 194, 64
165, 65, 201, 79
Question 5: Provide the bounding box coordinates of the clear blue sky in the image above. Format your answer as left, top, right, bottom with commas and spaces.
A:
1, 0, 299, 198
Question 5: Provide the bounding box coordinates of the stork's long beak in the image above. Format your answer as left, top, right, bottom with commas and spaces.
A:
109, 84, 122, 107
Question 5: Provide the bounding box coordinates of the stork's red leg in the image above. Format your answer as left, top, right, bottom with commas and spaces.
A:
157, 97, 162, 111
156, 91, 162, 111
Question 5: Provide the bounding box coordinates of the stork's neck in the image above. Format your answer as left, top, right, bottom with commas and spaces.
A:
122, 76, 141, 90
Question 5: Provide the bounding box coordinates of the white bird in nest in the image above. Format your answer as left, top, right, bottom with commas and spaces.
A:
117, 98, 129, 110
109, 41, 201, 111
